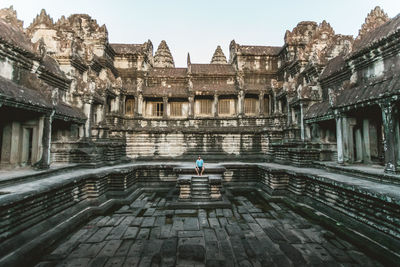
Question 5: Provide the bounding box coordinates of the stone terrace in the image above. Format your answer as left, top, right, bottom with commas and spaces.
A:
35, 191, 381, 267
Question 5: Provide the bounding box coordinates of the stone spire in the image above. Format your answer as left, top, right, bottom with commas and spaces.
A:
26, 9, 54, 35
357, 6, 389, 40
0, 6, 23, 29
154, 40, 175, 68
211, 45, 227, 64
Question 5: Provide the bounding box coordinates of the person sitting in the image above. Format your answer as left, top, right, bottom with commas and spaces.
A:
195, 156, 204, 176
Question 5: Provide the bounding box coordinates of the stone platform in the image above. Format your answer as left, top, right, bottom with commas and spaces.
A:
35, 190, 382, 267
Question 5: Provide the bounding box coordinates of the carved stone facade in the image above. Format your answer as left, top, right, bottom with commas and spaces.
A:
0, 6, 400, 173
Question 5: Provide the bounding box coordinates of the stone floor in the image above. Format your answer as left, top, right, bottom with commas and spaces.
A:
35, 190, 382, 267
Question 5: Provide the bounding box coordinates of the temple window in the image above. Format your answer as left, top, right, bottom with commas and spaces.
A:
170, 102, 183, 117
198, 99, 212, 115
218, 99, 231, 115
125, 97, 135, 117
151, 102, 164, 117
244, 97, 257, 115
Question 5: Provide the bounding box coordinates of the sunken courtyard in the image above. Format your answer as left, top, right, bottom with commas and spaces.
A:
0, 5, 400, 267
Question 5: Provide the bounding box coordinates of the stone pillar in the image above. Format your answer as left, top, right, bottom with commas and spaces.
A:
258, 92, 264, 116
355, 128, 363, 162
348, 118, 357, 162
35, 110, 54, 169
362, 119, 371, 163
137, 93, 143, 117
83, 100, 92, 138
134, 95, 139, 117
163, 96, 168, 119
380, 101, 398, 173
300, 103, 305, 141
213, 94, 219, 117
341, 116, 351, 163
188, 95, 194, 118
238, 91, 244, 117
335, 114, 344, 164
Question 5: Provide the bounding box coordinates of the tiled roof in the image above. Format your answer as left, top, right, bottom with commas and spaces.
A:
351, 13, 400, 57
41, 54, 67, 79
0, 76, 51, 110
320, 55, 347, 80
193, 82, 237, 94
304, 101, 332, 120
54, 102, 86, 122
191, 64, 236, 75
335, 74, 400, 108
0, 19, 36, 56
239, 45, 281, 56
143, 84, 188, 97
111, 43, 144, 55
149, 68, 187, 77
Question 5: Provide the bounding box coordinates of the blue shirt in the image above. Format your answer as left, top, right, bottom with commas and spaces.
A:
196, 159, 204, 168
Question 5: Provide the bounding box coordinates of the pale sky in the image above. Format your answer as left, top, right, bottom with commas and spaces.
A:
2, 0, 400, 67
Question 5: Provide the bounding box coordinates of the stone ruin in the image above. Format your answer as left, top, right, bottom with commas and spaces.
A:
0, 5, 400, 267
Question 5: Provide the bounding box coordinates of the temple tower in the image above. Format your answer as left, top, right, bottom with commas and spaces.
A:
210, 45, 227, 64
153, 40, 175, 68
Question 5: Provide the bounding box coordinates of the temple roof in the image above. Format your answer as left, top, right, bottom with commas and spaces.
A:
304, 101, 333, 121
0, 18, 37, 56
148, 67, 187, 77
0, 76, 51, 110
238, 45, 281, 56
192, 81, 237, 94
111, 43, 145, 55
54, 102, 86, 122
351, 12, 400, 58
191, 64, 236, 75
143, 84, 187, 97
335, 74, 400, 109
319, 55, 347, 80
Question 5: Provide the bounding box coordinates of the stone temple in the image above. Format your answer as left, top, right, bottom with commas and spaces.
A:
0, 5, 400, 266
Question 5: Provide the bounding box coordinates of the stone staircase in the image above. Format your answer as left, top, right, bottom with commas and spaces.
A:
190, 176, 211, 200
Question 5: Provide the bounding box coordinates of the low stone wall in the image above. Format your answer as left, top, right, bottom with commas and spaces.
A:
51, 139, 127, 165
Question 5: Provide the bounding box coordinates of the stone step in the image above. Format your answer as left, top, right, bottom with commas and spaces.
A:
191, 192, 210, 195
191, 187, 209, 191
192, 179, 209, 183
191, 195, 211, 199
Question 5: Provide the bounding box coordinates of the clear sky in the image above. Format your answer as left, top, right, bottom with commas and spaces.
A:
2, 0, 400, 67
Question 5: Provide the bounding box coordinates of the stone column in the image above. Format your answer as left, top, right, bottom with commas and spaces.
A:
300, 102, 305, 141
134, 95, 139, 117
188, 95, 194, 118
83, 100, 92, 138
380, 100, 398, 173
362, 119, 371, 163
163, 96, 168, 119
35, 110, 54, 169
341, 116, 350, 163
335, 114, 344, 164
238, 91, 244, 117
258, 92, 264, 116
355, 128, 363, 162
348, 118, 357, 162
213, 94, 219, 117
137, 93, 143, 117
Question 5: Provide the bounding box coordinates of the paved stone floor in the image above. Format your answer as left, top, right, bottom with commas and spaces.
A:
35, 190, 382, 267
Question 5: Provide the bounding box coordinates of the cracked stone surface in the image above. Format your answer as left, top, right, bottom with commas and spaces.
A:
35, 191, 382, 267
